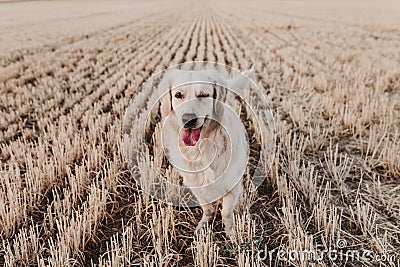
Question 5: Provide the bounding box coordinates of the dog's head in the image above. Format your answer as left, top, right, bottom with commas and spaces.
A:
159, 69, 253, 146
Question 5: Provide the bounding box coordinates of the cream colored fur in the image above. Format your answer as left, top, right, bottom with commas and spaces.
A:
159, 68, 253, 236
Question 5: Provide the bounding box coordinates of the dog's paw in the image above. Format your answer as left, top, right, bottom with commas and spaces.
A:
195, 220, 207, 234
224, 227, 237, 240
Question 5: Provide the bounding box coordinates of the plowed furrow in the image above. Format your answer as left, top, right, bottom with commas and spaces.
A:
0, 20, 174, 143
0, 20, 174, 147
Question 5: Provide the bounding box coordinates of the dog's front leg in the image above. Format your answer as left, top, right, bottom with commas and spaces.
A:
195, 203, 215, 233
221, 191, 240, 237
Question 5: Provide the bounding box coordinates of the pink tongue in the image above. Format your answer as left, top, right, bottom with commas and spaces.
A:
182, 128, 201, 146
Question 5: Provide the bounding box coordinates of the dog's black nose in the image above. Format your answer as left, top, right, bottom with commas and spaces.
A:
182, 113, 198, 128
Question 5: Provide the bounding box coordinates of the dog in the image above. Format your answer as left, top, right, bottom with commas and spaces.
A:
159, 68, 253, 236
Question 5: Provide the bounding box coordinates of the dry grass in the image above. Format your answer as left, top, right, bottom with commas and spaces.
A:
1, 0, 400, 266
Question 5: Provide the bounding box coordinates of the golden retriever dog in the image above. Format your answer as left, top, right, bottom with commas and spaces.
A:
159, 68, 253, 236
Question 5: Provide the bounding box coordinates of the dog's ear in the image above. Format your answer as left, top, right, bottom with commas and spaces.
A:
160, 87, 173, 117
159, 71, 175, 117
212, 81, 227, 119
208, 71, 228, 119
228, 68, 255, 93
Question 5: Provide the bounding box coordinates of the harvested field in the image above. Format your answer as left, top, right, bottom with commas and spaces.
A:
0, 0, 400, 266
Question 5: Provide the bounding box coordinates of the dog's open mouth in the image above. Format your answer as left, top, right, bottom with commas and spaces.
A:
182, 127, 202, 146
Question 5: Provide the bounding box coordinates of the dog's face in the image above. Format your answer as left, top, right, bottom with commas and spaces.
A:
172, 83, 215, 146
160, 70, 226, 147
172, 83, 213, 126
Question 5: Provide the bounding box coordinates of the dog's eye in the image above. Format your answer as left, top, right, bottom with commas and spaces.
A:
175, 92, 183, 99
198, 93, 210, 98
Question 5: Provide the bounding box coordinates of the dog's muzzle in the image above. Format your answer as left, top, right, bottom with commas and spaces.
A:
182, 113, 198, 129
181, 113, 203, 146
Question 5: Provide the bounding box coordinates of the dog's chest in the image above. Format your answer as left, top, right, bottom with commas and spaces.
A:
179, 131, 229, 184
